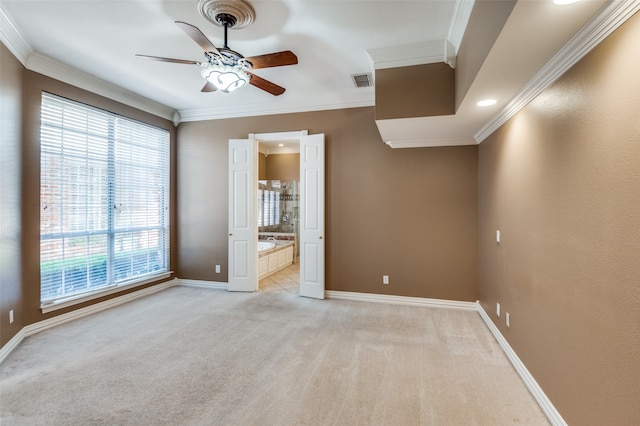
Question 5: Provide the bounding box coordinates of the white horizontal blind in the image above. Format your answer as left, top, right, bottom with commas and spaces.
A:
257, 188, 281, 227
40, 93, 169, 303
258, 189, 264, 227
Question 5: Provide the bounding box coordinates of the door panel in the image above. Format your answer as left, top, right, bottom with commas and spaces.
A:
299, 133, 325, 299
228, 138, 257, 292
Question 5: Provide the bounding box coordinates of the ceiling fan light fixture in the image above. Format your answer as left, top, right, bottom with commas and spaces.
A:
201, 65, 250, 93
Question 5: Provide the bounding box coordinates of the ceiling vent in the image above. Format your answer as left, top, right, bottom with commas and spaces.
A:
351, 73, 373, 88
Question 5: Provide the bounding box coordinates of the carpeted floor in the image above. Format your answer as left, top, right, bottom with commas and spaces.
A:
0, 282, 549, 425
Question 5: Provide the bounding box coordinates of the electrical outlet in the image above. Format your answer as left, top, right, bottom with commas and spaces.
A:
382, 275, 389, 285
496, 302, 501, 317
506, 312, 510, 328
9, 310, 14, 324
215, 265, 221, 273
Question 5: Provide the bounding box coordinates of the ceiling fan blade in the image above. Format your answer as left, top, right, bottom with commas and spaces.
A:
135, 54, 200, 65
175, 21, 221, 55
247, 72, 286, 96
201, 81, 217, 92
245, 51, 298, 69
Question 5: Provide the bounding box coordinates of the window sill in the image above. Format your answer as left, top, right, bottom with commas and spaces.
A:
40, 272, 173, 314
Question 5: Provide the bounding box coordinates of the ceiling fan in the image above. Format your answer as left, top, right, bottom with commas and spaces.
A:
136, 14, 297, 96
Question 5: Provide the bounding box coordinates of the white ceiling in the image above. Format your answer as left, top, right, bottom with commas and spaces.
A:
0, 0, 627, 147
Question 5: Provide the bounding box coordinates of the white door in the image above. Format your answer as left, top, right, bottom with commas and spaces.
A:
299, 133, 325, 299
228, 138, 257, 292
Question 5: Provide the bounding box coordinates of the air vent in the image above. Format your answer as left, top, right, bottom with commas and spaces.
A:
351, 73, 373, 88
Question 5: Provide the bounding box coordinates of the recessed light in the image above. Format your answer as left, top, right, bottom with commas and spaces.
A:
477, 99, 497, 107
553, 0, 580, 5
278, 143, 284, 147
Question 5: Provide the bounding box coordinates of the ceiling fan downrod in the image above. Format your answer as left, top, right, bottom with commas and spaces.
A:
215, 13, 237, 49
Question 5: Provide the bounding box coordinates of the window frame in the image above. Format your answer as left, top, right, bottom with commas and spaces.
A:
39, 93, 171, 312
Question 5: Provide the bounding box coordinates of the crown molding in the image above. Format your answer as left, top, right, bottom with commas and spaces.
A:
179, 91, 374, 122
26, 53, 177, 122
0, 7, 31, 65
1, 4, 177, 124
385, 136, 476, 149
475, 0, 640, 143
367, 40, 447, 70
448, 0, 475, 56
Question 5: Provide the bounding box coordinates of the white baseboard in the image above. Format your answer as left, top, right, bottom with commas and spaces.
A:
0, 278, 178, 365
0, 280, 564, 426
177, 279, 229, 290
476, 302, 567, 426
326, 290, 564, 425
0, 328, 27, 365
325, 290, 477, 311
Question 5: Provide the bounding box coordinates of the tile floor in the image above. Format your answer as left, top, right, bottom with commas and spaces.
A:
259, 260, 299, 294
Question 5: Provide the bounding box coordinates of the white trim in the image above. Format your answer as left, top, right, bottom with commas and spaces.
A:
448, 0, 475, 58
26, 53, 177, 122
178, 95, 373, 122
367, 40, 447, 70
475, 0, 640, 143
250, 130, 308, 141
0, 5, 178, 123
177, 279, 229, 290
0, 7, 31, 65
325, 290, 477, 311
386, 137, 477, 149
41, 272, 173, 313
0, 328, 26, 365
325, 290, 565, 425
1, 278, 178, 365
0, 276, 565, 426
477, 302, 567, 426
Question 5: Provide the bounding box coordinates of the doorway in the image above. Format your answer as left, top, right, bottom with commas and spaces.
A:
257, 143, 300, 293
227, 131, 325, 299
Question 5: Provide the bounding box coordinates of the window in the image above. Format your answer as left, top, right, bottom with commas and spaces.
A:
40, 93, 170, 305
257, 182, 281, 227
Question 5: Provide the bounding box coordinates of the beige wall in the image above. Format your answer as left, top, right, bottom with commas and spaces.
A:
177, 107, 478, 300
264, 153, 299, 181
455, 0, 515, 109
0, 50, 177, 347
259, 152, 299, 181
478, 11, 640, 425
375, 63, 454, 120
0, 43, 24, 347
258, 153, 267, 180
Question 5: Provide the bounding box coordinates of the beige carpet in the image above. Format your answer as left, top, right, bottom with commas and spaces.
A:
0, 285, 549, 425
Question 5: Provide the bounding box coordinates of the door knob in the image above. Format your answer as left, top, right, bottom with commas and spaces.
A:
229, 233, 233, 237
319, 236, 323, 239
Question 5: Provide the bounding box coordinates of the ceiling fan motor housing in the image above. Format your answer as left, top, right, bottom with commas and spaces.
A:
216, 13, 237, 29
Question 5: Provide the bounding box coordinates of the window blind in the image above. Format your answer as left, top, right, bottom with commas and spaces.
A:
40, 93, 170, 304
257, 187, 281, 227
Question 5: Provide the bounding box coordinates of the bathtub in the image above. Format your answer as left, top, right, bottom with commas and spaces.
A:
258, 241, 276, 252
258, 240, 294, 279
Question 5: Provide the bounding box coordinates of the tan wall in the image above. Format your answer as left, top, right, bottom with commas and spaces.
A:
455, 0, 515, 109
264, 154, 299, 181
177, 107, 478, 300
375, 63, 454, 120
7, 66, 177, 335
0, 43, 24, 347
258, 153, 267, 180
478, 11, 640, 425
